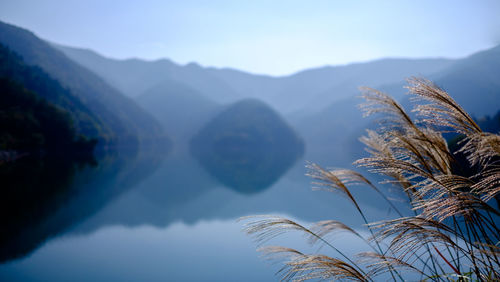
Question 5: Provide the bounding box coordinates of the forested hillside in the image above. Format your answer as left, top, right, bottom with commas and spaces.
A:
0, 21, 167, 150
0, 44, 96, 156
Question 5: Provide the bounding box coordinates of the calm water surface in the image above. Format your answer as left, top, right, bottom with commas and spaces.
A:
0, 146, 396, 281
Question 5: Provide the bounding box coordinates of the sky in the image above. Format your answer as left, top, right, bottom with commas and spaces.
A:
1, 0, 500, 76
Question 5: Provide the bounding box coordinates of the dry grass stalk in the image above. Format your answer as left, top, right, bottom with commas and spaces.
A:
241, 78, 500, 281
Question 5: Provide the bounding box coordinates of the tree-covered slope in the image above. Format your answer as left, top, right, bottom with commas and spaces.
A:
0, 77, 95, 155
0, 21, 166, 149
0, 43, 103, 141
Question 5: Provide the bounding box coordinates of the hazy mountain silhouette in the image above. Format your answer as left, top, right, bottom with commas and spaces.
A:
56, 44, 240, 103
0, 21, 167, 149
375, 45, 500, 117
430, 44, 500, 116
6, 20, 500, 167
54, 40, 500, 167
55, 43, 458, 162
57, 44, 453, 116
207, 58, 454, 115
296, 43, 500, 164
136, 79, 221, 145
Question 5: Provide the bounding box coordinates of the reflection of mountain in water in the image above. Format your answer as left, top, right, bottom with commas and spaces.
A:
190, 99, 304, 194
69, 151, 395, 238
0, 134, 397, 265
0, 147, 167, 263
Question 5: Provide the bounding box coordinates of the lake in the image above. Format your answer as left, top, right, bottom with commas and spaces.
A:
0, 144, 402, 281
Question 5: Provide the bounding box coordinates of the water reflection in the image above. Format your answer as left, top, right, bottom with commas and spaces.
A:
0, 142, 397, 281
0, 156, 88, 262
0, 146, 167, 263
69, 148, 390, 237
191, 145, 303, 194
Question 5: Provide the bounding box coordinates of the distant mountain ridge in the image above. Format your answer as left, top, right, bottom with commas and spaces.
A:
136, 78, 221, 145
52, 36, 500, 121
57, 44, 454, 115
431, 44, 500, 116
55, 44, 240, 103
207, 57, 454, 114
296, 43, 500, 164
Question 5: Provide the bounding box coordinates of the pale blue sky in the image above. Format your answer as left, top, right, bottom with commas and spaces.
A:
1, 0, 499, 75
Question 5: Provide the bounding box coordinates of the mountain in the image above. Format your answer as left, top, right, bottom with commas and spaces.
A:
54, 43, 458, 162
0, 21, 167, 149
0, 44, 99, 154
55, 44, 240, 103
207, 58, 454, 115
190, 99, 304, 193
136, 79, 221, 144
377, 45, 500, 117
295, 43, 500, 164
0, 77, 96, 156
51, 32, 500, 166
291, 96, 365, 165
431, 44, 500, 117
57, 44, 453, 116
